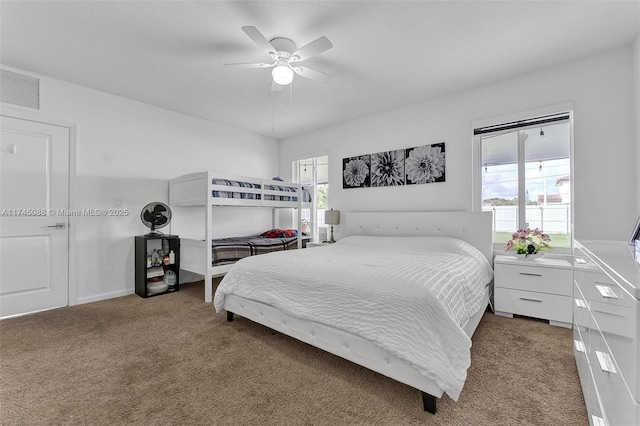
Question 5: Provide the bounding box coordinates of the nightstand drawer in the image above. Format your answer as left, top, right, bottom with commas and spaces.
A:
495, 288, 572, 323
495, 263, 572, 296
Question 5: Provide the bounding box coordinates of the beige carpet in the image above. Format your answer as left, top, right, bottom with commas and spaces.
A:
0, 280, 587, 425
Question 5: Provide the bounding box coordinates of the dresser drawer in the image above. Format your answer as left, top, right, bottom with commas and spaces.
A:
495, 263, 572, 296
589, 327, 639, 425
576, 268, 637, 310
574, 281, 591, 335
576, 262, 640, 403
585, 366, 607, 426
495, 288, 571, 323
591, 300, 640, 403
574, 326, 589, 388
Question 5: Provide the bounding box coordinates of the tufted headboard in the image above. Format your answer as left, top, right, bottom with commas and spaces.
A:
343, 211, 493, 264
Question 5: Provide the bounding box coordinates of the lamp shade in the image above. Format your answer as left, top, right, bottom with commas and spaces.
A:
324, 209, 340, 225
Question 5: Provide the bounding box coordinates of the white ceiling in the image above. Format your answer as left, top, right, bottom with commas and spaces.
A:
1, 1, 638, 140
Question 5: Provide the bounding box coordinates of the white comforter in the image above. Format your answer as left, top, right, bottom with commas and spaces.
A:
213, 236, 493, 400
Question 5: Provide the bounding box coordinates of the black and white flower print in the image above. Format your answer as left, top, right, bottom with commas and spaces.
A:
405, 143, 445, 184
343, 155, 371, 188
371, 150, 405, 186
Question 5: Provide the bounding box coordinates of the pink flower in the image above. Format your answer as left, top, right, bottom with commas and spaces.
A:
505, 226, 552, 255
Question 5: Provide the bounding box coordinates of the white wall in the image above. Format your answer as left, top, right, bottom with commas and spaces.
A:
2, 69, 280, 304
280, 47, 637, 242
634, 34, 640, 215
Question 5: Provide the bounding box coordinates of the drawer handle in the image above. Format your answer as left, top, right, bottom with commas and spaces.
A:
595, 351, 617, 374
519, 272, 542, 277
595, 284, 619, 300
574, 299, 587, 309
519, 297, 542, 303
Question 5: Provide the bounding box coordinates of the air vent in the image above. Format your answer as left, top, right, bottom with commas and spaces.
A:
0, 69, 40, 110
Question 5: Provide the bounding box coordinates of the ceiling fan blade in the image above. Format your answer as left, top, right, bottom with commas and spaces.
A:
241, 26, 278, 60
271, 81, 283, 92
290, 36, 332, 62
292, 66, 332, 83
224, 62, 274, 69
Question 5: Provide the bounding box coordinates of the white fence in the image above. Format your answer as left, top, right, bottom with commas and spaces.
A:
482, 205, 571, 234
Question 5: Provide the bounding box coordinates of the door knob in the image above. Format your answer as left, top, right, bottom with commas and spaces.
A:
46, 222, 66, 229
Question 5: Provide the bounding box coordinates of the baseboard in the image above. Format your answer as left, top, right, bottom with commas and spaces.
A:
76, 289, 134, 305
1, 289, 134, 320
1, 305, 65, 320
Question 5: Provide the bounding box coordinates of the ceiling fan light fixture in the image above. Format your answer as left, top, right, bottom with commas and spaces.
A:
272, 63, 294, 85
227, 27, 332, 88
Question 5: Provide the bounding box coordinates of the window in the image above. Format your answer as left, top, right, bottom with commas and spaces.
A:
292, 155, 329, 242
474, 112, 572, 251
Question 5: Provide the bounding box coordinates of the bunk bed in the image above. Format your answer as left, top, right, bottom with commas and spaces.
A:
169, 172, 312, 302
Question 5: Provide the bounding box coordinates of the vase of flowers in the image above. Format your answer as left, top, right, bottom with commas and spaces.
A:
505, 227, 552, 258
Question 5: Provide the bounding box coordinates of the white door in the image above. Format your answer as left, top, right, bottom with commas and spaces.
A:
0, 116, 70, 318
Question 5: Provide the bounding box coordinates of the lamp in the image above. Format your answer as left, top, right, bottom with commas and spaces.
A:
324, 208, 340, 243
272, 61, 294, 85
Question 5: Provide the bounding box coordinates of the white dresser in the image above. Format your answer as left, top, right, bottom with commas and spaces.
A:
494, 255, 573, 328
573, 240, 640, 426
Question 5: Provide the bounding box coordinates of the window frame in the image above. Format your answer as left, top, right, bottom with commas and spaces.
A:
292, 152, 329, 243
472, 104, 574, 255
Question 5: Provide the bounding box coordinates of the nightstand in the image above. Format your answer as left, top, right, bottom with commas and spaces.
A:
494, 255, 573, 328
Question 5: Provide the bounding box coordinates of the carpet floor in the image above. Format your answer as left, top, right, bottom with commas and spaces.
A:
0, 280, 587, 425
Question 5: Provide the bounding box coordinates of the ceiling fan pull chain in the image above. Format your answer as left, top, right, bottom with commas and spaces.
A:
271, 87, 275, 131
289, 82, 293, 109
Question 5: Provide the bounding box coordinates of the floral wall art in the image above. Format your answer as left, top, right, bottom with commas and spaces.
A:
371, 149, 405, 186
343, 143, 445, 189
342, 155, 371, 188
405, 143, 445, 184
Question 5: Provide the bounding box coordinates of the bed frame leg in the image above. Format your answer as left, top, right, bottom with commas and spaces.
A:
227, 311, 234, 322
421, 392, 437, 414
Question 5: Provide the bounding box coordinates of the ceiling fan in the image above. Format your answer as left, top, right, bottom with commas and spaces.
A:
225, 26, 333, 91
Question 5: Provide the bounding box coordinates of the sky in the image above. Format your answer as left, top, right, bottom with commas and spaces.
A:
482, 158, 570, 203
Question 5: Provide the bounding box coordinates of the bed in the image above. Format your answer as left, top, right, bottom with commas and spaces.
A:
168, 172, 312, 302
214, 211, 494, 413
210, 232, 308, 266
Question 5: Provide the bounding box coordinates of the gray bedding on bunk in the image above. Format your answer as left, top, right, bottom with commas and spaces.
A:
211, 235, 307, 266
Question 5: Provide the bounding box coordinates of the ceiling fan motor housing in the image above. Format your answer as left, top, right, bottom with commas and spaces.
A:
270, 37, 296, 56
